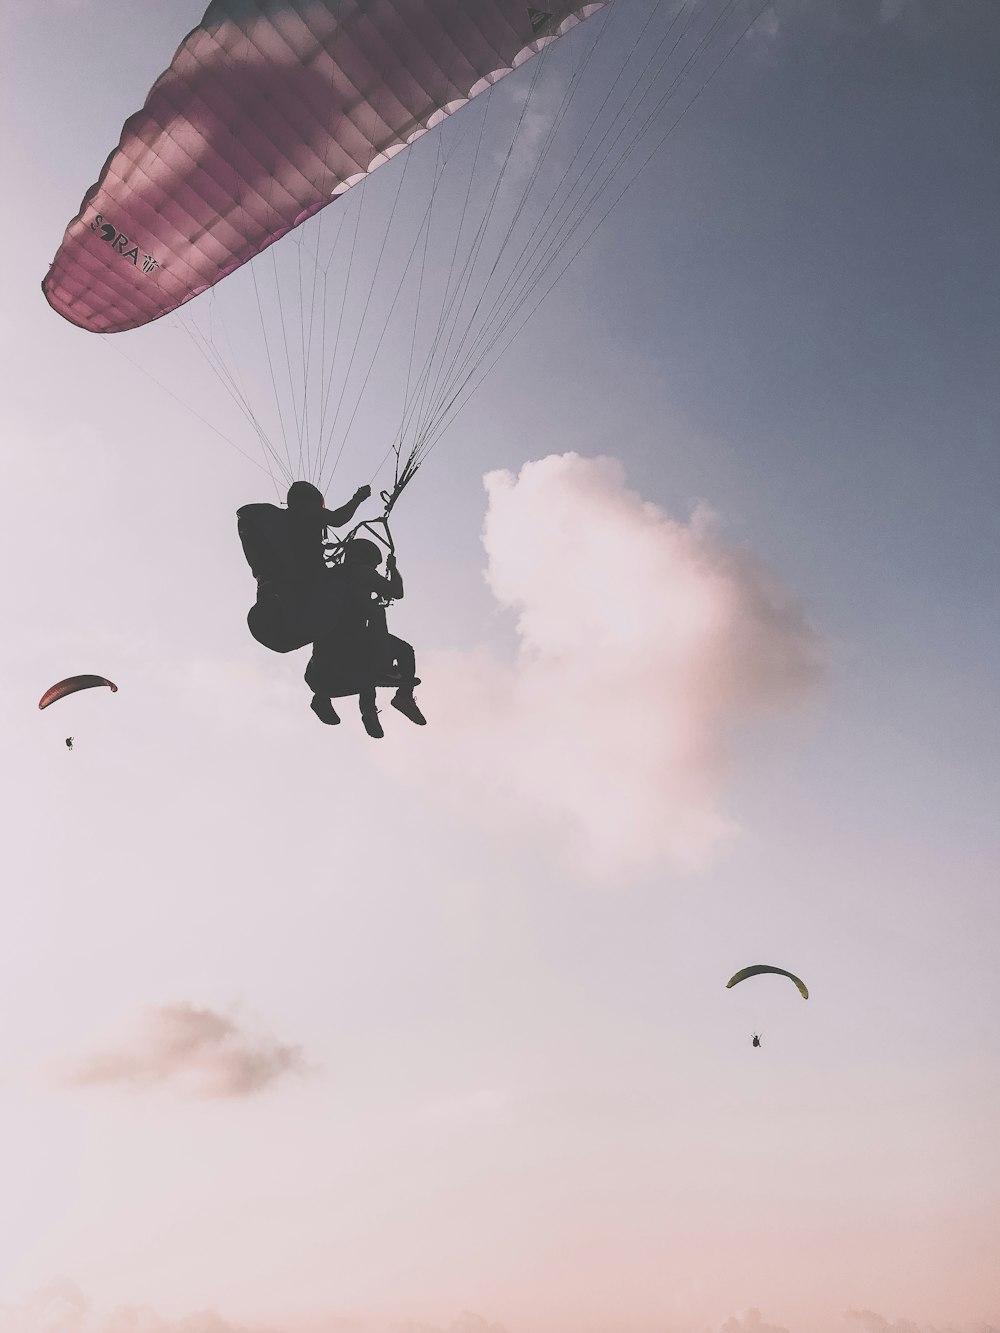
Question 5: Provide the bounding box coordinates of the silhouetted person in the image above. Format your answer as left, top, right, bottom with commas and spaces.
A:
65, 736, 74, 751
238, 479, 371, 652
751, 1032, 761, 1048
285, 480, 371, 587
306, 538, 424, 738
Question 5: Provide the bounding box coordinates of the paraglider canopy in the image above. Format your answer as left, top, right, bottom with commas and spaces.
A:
39, 676, 118, 710
40, 0, 768, 528
40, 0, 609, 336
726, 965, 809, 1000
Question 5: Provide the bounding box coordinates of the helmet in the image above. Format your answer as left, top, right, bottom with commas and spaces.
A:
286, 480, 324, 508
344, 538, 383, 566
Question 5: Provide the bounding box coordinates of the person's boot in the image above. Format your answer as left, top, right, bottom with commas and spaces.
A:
310, 694, 341, 725
359, 687, 383, 738
361, 706, 384, 739
391, 689, 426, 725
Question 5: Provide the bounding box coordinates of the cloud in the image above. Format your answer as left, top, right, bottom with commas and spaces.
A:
0, 1280, 270, 1333
845, 1310, 987, 1333
751, 8, 781, 42
382, 454, 821, 877
397, 1317, 509, 1333
65, 1003, 306, 1099
757, 0, 937, 40
721, 1312, 789, 1333
0, 1289, 508, 1333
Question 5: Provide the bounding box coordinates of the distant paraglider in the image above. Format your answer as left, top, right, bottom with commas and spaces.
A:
726, 965, 809, 1000
39, 676, 118, 710
65, 737, 74, 751
751, 1032, 761, 1048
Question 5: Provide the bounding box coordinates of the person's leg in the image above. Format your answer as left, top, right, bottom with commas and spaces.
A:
359, 684, 383, 739
384, 634, 416, 684
387, 637, 426, 725
310, 694, 341, 725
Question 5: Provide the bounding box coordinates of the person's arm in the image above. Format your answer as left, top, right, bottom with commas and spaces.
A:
362, 559, 403, 601
323, 485, 371, 528
383, 553, 404, 600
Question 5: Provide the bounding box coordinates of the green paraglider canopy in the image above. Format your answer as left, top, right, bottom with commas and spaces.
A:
726, 965, 809, 1000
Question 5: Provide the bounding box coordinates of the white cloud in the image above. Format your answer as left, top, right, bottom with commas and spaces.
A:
65, 1002, 306, 1099
749, 7, 781, 43
381, 453, 821, 877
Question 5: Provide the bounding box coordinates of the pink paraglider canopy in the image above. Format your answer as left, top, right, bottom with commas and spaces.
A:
42, 1, 607, 334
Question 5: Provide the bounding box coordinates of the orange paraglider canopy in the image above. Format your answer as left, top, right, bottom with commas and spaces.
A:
39, 676, 118, 710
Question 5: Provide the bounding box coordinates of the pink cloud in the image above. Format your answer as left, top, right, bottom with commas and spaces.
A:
0, 1280, 271, 1333
0, 1288, 510, 1333
65, 1003, 305, 1099
845, 1310, 990, 1333
721, 1312, 790, 1333
398, 1318, 508, 1333
383, 454, 821, 876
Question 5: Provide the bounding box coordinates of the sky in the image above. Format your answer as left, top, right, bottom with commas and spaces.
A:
2, 2, 999, 1332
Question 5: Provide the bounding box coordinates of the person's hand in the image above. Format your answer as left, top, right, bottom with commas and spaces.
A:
386, 553, 397, 571
354, 485, 372, 502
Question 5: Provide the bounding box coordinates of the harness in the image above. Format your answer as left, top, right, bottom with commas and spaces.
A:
322, 478, 410, 607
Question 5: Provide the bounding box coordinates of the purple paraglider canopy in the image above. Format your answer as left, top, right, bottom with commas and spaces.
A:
42, 0, 608, 335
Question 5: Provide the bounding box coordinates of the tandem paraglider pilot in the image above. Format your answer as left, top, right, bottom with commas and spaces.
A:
237, 480, 371, 654
237, 478, 426, 738
306, 536, 425, 740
